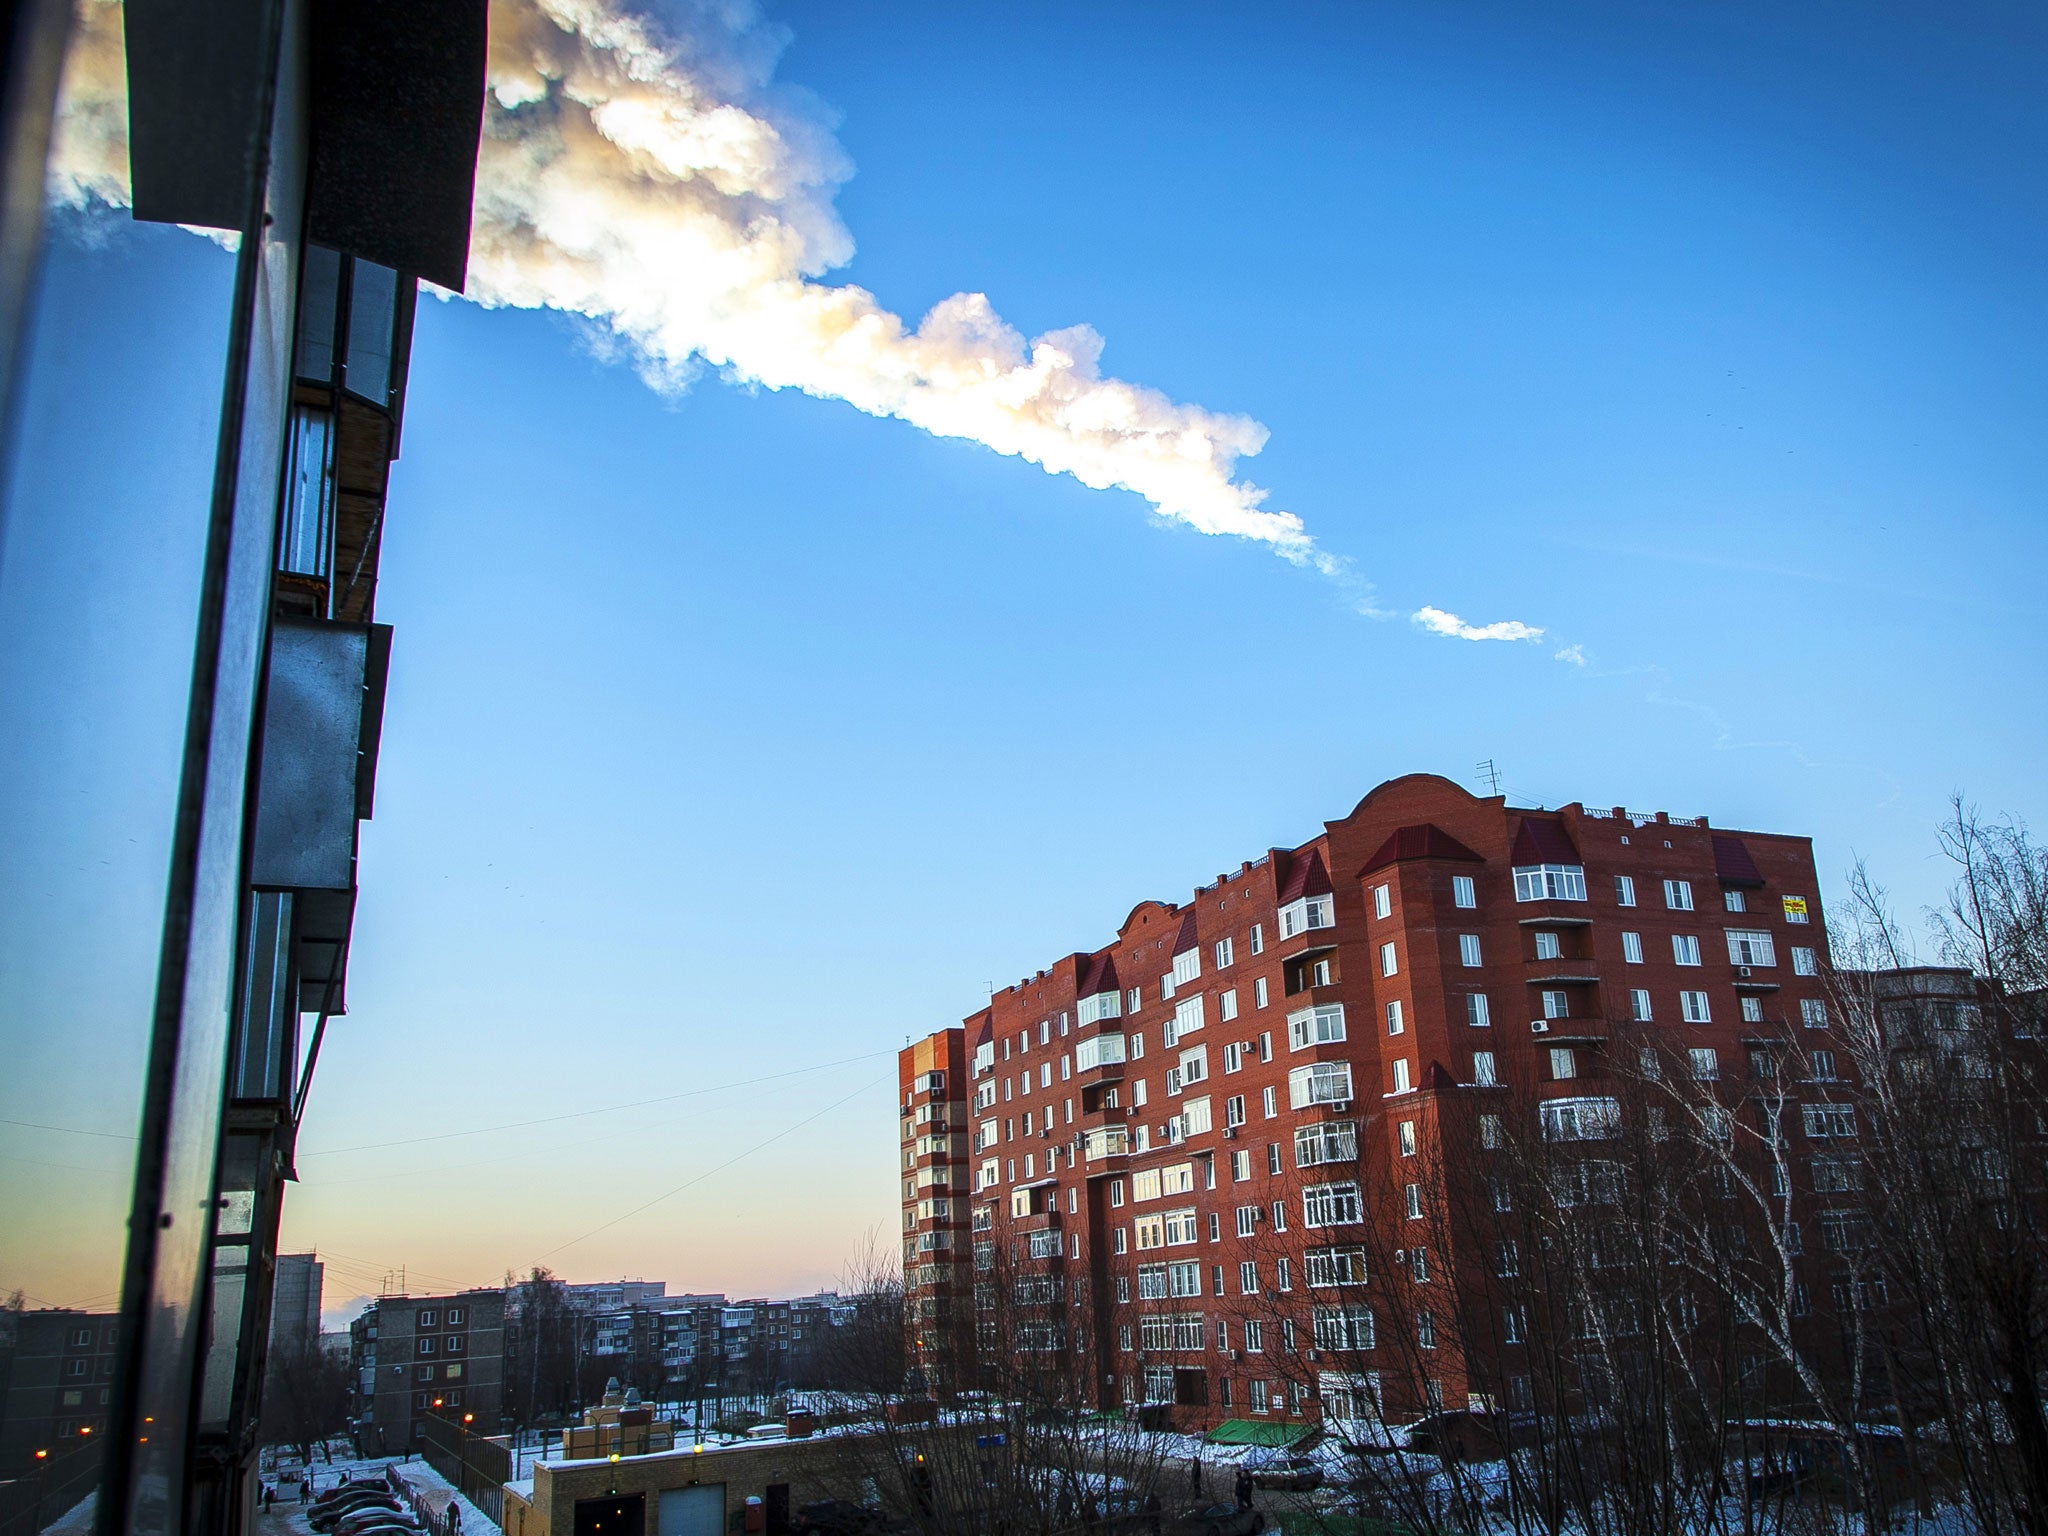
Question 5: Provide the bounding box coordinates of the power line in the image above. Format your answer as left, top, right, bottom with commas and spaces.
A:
527, 1071, 894, 1267
297, 1048, 894, 1157
0, 1117, 136, 1142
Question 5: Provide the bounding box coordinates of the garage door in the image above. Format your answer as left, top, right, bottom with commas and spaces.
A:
657, 1485, 724, 1536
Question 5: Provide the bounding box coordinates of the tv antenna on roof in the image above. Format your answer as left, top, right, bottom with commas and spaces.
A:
1476, 759, 1503, 796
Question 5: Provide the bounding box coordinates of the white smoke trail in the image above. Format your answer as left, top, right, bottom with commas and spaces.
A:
48, 0, 1557, 649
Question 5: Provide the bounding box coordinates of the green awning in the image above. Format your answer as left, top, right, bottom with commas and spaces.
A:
1205, 1419, 1313, 1447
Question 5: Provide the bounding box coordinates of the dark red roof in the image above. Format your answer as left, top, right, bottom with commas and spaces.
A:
1077, 951, 1122, 997
973, 1017, 993, 1047
1359, 824, 1485, 876
1172, 909, 1199, 957
1713, 834, 1766, 888
1510, 817, 1580, 866
1276, 848, 1335, 904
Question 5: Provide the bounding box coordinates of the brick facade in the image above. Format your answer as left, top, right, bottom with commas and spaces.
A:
898, 773, 1833, 1428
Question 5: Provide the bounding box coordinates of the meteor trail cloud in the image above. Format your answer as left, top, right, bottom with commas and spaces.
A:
49, 0, 1550, 646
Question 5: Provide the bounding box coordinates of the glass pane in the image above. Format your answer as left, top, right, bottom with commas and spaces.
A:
343, 259, 397, 403
294, 244, 341, 384
0, 214, 234, 1517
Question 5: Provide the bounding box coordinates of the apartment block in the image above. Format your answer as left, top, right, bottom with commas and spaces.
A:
349, 1291, 506, 1452
898, 773, 1835, 1427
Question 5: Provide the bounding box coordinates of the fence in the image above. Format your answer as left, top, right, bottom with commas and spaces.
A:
421, 1414, 510, 1527
0, 1443, 102, 1536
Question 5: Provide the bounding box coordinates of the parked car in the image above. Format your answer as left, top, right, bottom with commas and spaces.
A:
312, 1496, 404, 1530
334, 1518, 420, 1536
1240, 1448, 1324, 1491
1164, 1504, 1262, 1536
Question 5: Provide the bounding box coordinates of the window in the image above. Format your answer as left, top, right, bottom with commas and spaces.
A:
417, 1337, 438, 1356
1231, 1148, 1251, 1180
1533, 931, 1562, 960
1803, 1104, 1856, 1138
1540, 1096, 1620, 1141
1215, 936, 1234, 969
1417, 1311, 1437, 1349
1249, 923, 1264, 954
1258, 1031, 1272, 1061
1630, 988, 1652, 1022
1403, 1182, 1423, 1219
1134, 1214, 1165, 1250
1278, 895, 1335, 938
1398, 1120, 1417, 1156
1137, 1263, 1168, 1299
1208, 1212, 1221, 1241
1726, 929, 1776, 967
1664, 879, 1694, 910
1236, 1206, 1258, 1238
1688, 1047, 1719, 1080
1276, 1258, 1291, 1290
1549, 1046, 1576, 1080
1615, 874, 1636, 906
1466, 993, 1490, 1027
1672, 934, 1701, 966
1244, 1318, 1264, 1350
1391, 1058, 1412, 1093
1110, 1178, 1126, 1206
1039, 1021, 1051, 1045
1294, 1120, 1358, 1167
1810, 1048, 1837, 1081
1741, 994, 1764, 1022
1173, 995, 1205, 1040
1079, 990, 1122, 1025
1134, 1080, 1148, 1108
1127, 986, 1142, 1014
1373, 883, 1392, 919
1453, 874, 1476, 908
1800, 998, 1828, 1028
1479, 1113, 1502, 1149
1179, 1045, 1209, 1085
419, 1309, 438, 1328
1239, 1259, 1259, 1293
1458, 934, 1482, 967
1385, 1000, 1404, 1035
1172, 947, 1201, 986
1812, 1154, 1862, 1192
1724, 889, 1747, 912
1130, 1030, 1145, 1060
1311, 1305, 1375, 1351
1379, 941, 1398, 977
1075, 1033, 1126, 1071
1163, 1208, 1200, 1244
1306, 1246, 1367, 1286
1271, 1199, 1287, 1232
1680, 990, 1711, 1023
1309, 957, 1333, 987
1792, 946, 1818, 976
1180, 1097, 1213, 1136
1254, 977, 1268, 1009
1225, 1094, 1246, 1128
1303, 1182, 1364, 1227
1622, 931, 1644, 964
1542, 989, 1570, 1020
1219, 988, 1238, 1022
1267, 1142, 1281, 1175
1472, 1051, 1497, 1087
1287, 1003, 1347, 1050
1262, 1085, 1277, 1118
1222, 1041, 1243, 1074
1514, 863, 1587, 902
1783, 896, 1810, 924
1168, 1260, 1202, 1296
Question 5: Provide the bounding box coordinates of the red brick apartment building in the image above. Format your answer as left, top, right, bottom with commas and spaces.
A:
897, 774, 1835, 1430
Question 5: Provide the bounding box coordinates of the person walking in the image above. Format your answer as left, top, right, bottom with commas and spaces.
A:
1189, 1456, 1202, 1499
1234, 1468, 1254, 1511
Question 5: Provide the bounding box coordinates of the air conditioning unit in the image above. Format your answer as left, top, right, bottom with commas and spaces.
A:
1223, 1127, 1238, 1139
1738, 965, 1753, 978
1530, 1019, 1550, 1033
1392, 1249, 1405, 1264
1329, 1101, 1351, 1113
1230, 1348, 1242, 1360
1307, 1349, 1320, 1362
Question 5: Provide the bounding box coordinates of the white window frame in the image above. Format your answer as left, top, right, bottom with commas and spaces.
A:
1372, 883, 1392, 919
1622, 931, 1644, 964
1458, 934, 1482, 967
1472, 1051, 1497, 1087
1672, 934, 1702, 966
1288, 1061, 1353, 1108
1466, 993, 1490, 1027
1513, 864, 1587, 902
1664, 879, 1694, 911
1379, 941, 1398, 977
1680, 990, 1711, 1024
1725, 929, 1777, 967
1385, 1000, 1404, 1036
1452, 874, 1476, 909
1630, 988, 1652, 1022
1287, 1002, 1347, 1051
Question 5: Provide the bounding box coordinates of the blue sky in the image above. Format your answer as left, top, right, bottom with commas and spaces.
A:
3, 0, 2042, 1314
